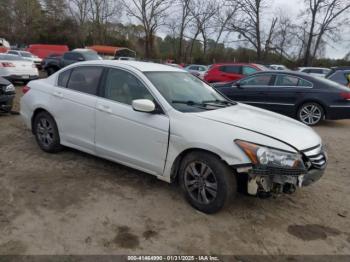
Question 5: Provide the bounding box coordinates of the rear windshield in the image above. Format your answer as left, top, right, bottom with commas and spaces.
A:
20, 52, 33, 58
82, 52, 102, 61
0, 54, 25, 61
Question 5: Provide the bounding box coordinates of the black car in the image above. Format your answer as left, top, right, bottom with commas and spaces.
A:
0, 76, 15, 113
43, 50, 102, 76
326, 67, 350, 86
213, 71, 350, 126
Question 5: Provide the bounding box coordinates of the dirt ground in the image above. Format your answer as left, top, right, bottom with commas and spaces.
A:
0, 83, 349, 256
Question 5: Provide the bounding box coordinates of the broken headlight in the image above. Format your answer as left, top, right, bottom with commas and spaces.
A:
235, 140, 305, 169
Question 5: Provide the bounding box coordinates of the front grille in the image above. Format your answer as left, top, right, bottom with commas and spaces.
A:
302, 145, 327, 170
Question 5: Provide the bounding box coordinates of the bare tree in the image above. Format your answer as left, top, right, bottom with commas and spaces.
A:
303, 0, 350, 66
227, 0, 268, 61
122, 0, 171, 58
67, 0, 91, 45
212, 0, 239, 51
187, 0, 218, 60
175, 0, 193, 62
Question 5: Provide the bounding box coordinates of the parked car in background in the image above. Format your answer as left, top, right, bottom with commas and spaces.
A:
0, 38, 10, 53
7, 50, 42, 69
26, 44, 69, 59
297, 67, 330, 78
269, 64, 289, 71
213, 71, 350, 126
185, 64, 208, 79
326, 66, 350, 87
0, 76, 15, 113
21, 61, 327, 213
204, 63, 267, 83
43, 49, 102, 75
0, 54, 39, 83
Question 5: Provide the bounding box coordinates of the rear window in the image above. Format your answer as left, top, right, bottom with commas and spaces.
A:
219, 65, 241, 74
66, 66, 103, 95
57, 69, 72, 87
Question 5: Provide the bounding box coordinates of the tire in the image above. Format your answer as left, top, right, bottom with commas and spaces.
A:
33, 111, 63, 153
297, 102, 324, 126
179, 151, 237, 214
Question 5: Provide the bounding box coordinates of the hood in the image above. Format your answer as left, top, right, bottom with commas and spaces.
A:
195, 103, 321, 151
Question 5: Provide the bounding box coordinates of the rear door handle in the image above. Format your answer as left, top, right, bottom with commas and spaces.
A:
53, 91, 63, 99
97, 104, 112, 114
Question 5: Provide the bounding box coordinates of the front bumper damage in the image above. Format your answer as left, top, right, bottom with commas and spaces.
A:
238, 145, 327, 196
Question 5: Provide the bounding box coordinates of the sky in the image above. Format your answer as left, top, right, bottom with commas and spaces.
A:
271, 0, 349, 59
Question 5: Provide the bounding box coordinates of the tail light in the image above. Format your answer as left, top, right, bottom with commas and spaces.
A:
340, 92, 350, 100
22, 85, 30, 94
1, 62, 15, 67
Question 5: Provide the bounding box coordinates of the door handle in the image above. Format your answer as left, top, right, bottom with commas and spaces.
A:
53, 91, 63, 99
97, 104, 112, 114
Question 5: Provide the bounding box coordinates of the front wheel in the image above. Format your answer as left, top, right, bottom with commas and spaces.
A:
179, 152, 237, 214
297, 102, 324, 126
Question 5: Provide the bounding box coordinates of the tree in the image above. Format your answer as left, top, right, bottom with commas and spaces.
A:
122, 0, 172, 58
227, 0, 268, 61
302, 0, 350, 66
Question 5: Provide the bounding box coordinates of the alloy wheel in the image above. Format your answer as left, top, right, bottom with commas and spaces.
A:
184, 161, 218, 205
36, 118, 54, 147
299, 104, 322, 125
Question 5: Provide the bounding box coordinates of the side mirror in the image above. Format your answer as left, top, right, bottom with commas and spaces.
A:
132, 99, 156, 113
234, 82, 243, 89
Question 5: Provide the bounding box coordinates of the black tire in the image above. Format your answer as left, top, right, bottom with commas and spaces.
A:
179, 151, 237, 214
33, 111, 63, 153
297, 102, 324, 126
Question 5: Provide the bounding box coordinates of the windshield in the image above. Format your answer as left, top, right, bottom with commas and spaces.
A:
83, 52, 102, 61
145, 72, 234, 112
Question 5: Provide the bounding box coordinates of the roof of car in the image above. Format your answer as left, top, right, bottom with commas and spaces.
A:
252, 70, 312, 77
76, 60, 186, 72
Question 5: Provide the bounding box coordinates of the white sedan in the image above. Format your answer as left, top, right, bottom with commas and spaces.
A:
0, 54, 39, 83
20, 61, 327, 213
7, 50, 43, 68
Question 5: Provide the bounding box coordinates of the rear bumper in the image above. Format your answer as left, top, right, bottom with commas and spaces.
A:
4, 75, 39, 82
326, 106, 350, 120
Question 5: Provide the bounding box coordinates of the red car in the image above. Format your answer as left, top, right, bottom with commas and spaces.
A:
204, 63, 267, 83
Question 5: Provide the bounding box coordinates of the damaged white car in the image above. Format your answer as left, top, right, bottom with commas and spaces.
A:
20, 61, 327, 213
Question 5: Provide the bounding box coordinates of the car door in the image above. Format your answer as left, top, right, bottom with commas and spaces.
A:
51, 66, 103, 154
95, 67, 170, 175
232, 74, 275, 110
267, 74, 311, 116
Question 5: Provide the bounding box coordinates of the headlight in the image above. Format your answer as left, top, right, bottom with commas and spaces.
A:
235, 140, 305, 169
4, 84, 15, 92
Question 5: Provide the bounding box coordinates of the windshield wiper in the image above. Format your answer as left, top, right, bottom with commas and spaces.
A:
202, 100, 237, 106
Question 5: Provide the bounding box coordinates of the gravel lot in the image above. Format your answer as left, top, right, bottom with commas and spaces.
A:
0, 83, 349, 255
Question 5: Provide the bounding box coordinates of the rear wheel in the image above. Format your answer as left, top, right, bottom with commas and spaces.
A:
297, 102, 324, 126
179, 152, 237, 214
33, 111, 62, 153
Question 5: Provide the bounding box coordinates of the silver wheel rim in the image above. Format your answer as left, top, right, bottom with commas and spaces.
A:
184, 162, 218, 205
300, 104, 322, 125
37, 118, 54, 147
